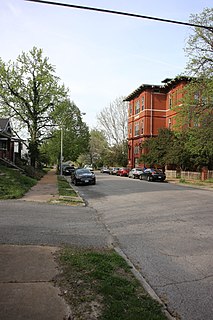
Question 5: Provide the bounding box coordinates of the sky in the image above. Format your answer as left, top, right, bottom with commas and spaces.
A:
1, 0, 212, 128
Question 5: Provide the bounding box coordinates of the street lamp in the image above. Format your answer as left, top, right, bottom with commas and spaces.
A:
60, 125, 63, 175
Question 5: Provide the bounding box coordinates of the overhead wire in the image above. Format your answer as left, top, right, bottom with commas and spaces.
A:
25, 0, 213, 31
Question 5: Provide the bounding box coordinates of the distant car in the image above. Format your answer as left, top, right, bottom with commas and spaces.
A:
117, 167, 130, 177
100, 167, 110, 174
139, 168, 166, 182
109, 167, 120, 175
71, 168, 96, 185
84, 165, 94, 171
62, 165, 75, 176
128, 168, 144, 179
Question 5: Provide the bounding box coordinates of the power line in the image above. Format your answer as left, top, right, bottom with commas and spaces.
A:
25, 0, 213, 31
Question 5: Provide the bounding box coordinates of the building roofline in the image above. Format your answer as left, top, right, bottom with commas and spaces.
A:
124, 76, 193, 102
123, 84, 163, 101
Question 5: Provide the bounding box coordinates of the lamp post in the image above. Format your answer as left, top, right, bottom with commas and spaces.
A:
60, 125, 63, 175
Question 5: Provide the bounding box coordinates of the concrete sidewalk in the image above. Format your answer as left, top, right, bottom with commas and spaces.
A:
21, 168, 59, 202
0, 245, 71, 320
1, 169, 71, 319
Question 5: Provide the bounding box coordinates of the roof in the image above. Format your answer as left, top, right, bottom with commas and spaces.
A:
123, 84, 164, 101
124, 76, 192, 102
0, 118, 10, 131
0, 118, 12, 138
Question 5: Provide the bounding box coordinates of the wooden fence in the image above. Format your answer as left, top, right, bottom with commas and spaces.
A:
165, 170, 213, 180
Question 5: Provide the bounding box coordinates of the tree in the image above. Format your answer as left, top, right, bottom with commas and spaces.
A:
0, 47, 67, 167
173, 8, 213, 170
40, 100, 90, 165
185, 8, 213, 77
77, 129, 110, 168
97, 96, 128, 145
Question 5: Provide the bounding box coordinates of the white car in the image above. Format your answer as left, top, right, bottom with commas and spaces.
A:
128, 168, 144, 179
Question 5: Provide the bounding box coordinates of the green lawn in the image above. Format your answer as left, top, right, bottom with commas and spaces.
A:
55, 247, 167, 320
0, 165, 37, 199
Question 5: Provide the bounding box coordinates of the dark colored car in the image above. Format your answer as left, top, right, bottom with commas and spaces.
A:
71, 168, 96, 186
139, 168, 166, 182
117, 167, 130, 177
62, 165, 75, 176
109, 167, 120, 175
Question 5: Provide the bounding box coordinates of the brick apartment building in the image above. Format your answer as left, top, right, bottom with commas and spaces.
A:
124, 76, 190, 168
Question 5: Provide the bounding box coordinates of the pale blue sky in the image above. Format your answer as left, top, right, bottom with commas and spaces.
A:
1, 0, 212, 127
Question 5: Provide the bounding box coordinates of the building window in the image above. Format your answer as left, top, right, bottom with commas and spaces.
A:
141, 96, 145, 110
169, 94, 172, 109
0, 140, 7, 150
134, 122, 139, 136
129, 103, 132, 116
135, 100, 140, 114
134, 146, 139, 154
141, 120, 144, 134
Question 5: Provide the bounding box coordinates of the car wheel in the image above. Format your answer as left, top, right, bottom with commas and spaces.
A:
147, 176, 153, 182
139, 175, 142, 180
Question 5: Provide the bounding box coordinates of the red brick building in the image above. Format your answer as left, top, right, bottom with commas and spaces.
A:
124, 77, 190, 168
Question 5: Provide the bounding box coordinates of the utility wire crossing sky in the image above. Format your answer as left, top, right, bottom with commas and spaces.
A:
25, 0, 213, 31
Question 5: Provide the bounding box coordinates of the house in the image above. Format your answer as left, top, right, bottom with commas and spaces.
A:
0, 118, 22, 164
124, 76, 190, 168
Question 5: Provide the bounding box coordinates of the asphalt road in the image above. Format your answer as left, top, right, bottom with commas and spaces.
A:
75, 173, 213, 320
0, 172, 212, 320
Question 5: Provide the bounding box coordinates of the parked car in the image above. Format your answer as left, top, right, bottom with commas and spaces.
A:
62, 165, 75, 176
71, 168, 96, 185
128, 168, 144, 179
117, 167, 130, 177
100, 167, 110, 174
109, 167, 120, 175
139, 168, 166, 182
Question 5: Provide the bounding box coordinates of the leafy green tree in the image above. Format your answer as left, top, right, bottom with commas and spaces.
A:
40, 100, 90, 165
184, 126, 213, 170
0, 47, 67, 167
185, 8, 213, 76
77, 129, 110, 168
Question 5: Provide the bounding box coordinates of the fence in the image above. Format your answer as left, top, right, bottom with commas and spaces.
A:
165, 169, 213, 181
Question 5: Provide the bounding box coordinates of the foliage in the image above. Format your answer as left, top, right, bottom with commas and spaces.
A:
40, 100, 90, 165
56, 247, 167, 320
139, 126, 213, 171
0, 47, 68, 167
97, 96, 128, 145
185, 8, 213, 76
77, 129, 110, 168
170, 7, 213, 170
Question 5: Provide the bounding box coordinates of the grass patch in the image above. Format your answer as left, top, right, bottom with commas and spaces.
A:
55, 176, 84, 205
179, 178, 213, 188
58, 176, 78, 197
55, 247, 167, 320
0, 165, 37, 199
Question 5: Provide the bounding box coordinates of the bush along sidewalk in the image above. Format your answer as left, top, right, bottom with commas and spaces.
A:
55, 247, 168, 320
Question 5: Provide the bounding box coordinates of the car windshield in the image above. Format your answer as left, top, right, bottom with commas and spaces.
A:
76, 169, 92, 174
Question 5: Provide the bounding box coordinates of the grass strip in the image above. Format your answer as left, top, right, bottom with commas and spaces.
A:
58, 176, 78, 197
0, 165, 36, 199
55, 247, 167, 320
